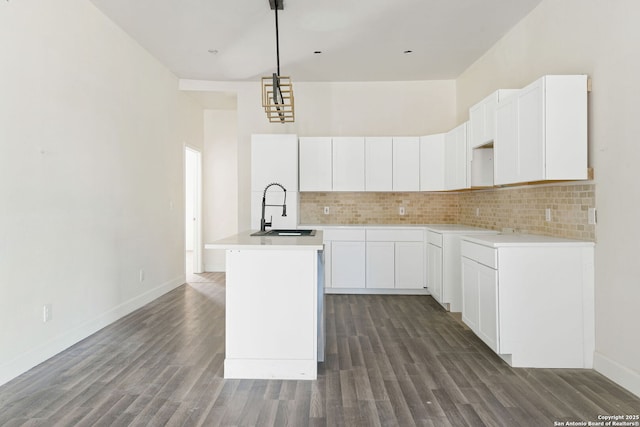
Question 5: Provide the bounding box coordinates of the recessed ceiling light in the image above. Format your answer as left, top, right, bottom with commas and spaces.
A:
403, 50, 413, 54
314, 51, 322, 54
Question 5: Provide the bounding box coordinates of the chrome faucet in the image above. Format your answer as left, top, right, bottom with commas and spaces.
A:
260, 182, 287, 232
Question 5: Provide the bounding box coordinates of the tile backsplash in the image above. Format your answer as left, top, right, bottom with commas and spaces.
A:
300, 192, 459, 225
299, 182, 596, 241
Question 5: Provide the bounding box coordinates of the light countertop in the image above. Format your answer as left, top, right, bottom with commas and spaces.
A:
302, 224, 450, 230
424, 224, 498, 234
302, 223, 499, 234
461, 233, 595, 248
205, 230, 324, 251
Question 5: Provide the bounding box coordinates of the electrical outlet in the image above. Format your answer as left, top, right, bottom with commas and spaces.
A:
588, 208, 597, 224
323, 206, 330, 215
399, 207, 405, 216
43, 304, 52, 323
139, 269, 145, 283
545, 208, 551, 222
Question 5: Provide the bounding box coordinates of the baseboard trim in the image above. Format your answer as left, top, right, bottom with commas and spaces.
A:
224, 358, 317, 380
325, 288, 430, 295
204, 262, 225, 272
593, 351, 640, 399
0, 275, 185, 387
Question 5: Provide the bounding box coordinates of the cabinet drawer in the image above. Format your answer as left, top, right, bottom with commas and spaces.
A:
461, 240, 497, 269
323, 228, 366, 241
426, 231, 443, 246
366, 228, 424, 242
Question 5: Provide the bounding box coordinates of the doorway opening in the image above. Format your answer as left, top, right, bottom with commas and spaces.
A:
185, 146, 203, 274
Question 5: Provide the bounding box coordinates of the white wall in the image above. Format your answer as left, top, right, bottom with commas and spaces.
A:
0, 0, 203, 385
182, 79, 457, 233
185, 149, 198, 251
203, 109, 238, 271
456, 0, 640, 397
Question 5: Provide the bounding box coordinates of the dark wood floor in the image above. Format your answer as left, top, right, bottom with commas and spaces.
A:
1, 272, 638, 426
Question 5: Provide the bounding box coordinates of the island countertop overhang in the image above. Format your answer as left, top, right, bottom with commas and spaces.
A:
205, 230, 324, 251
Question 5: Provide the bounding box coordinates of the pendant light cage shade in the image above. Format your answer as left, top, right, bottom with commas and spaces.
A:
262, 74, 294, 123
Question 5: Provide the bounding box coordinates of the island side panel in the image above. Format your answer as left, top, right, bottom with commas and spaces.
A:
224, 249, 318, 380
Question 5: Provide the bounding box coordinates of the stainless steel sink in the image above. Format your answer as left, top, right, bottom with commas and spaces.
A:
251, 229, 316, 237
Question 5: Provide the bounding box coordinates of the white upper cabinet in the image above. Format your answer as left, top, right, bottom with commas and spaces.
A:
444, 123, 469, 191
332, 137, 365, 191
468, 90, 518, 187
392, 137, 420, 191
365, 137, 393, 191
251, 134, 298, 192
469, 89, 518, 149
420, 133, 445, 191
494, 75, 588, 186
469, 148, 495, 188
299, 137, 332, 191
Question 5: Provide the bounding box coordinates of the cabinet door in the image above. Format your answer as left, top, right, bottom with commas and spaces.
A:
365, 137, 393, 191
395, 242, 425, 289
494, 95, 519, 185
444, 123, 468, 190
484, 92, 502, 144
427, 243, 443, 303
419, 134, 445, 191
331, 241, 366, 288
468, 102, 486, 149
251, 134, 298, 192
333, 137, 365, 191
392, 137, 420, 191
366, 241, 395, 288
516, 80, 545, 183
324, 239, 332, 288
477, 263, 499, 353
461, 257, 479, 331
462, 257, 500, 353
470, 90, 519, 151
299, 137, 332, 191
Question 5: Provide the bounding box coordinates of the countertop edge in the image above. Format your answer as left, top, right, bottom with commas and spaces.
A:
205, 230, 324, 251
461, 234, 595, 247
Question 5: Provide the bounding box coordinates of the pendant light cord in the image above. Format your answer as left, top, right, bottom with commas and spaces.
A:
275, 1, 281, 76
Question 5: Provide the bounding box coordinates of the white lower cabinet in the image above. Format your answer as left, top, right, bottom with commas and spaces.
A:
461, 257, 480, 332
365, 241, 395, 288
476, 265, 499, 352
461, 257, 498, 353
395, 242, 425, 289
324, 227, 426, 293
331, 241, 366, 289
426, 226, 497, 312
427, 242, 443, 305
460, 235, 595, 368
323, 228, 366, 289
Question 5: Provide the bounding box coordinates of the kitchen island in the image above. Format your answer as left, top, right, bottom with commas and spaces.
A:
205, 231, 324, 380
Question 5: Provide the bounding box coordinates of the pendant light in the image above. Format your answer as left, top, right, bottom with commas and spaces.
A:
261, 0, 294, 123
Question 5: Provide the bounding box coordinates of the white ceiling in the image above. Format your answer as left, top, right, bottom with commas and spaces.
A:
89, 0, 542, 82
